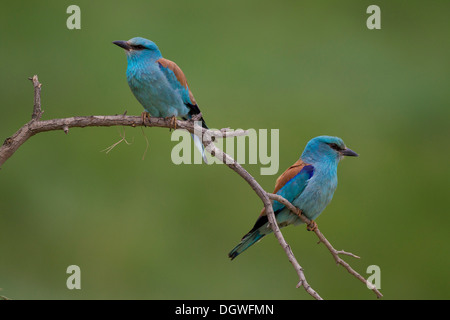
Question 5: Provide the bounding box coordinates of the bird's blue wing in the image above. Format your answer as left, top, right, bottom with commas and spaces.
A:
273, 162, 314, 213
245, 160, 314, 234
156, 58, 207, 130
156, 58, 195, 106
228, 160, 314, 259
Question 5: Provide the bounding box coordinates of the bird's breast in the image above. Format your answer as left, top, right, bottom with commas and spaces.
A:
126, 64, 161, 90
125, 62, 187, 117
293, 167, 338, 221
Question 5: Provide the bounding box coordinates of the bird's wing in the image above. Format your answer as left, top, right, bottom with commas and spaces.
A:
156, 58, 207, 128
248, 159, 314, 233
273, 160, 314, 212
156, 58, 197, 105
273, 159, 308, 194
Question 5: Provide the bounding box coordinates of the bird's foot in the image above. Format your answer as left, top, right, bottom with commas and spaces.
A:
165, 116, 177, 131
141, 112, 151, 127
306, 220, 318, 232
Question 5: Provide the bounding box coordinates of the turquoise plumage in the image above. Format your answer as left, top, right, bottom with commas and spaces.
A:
113, 37, 208, 162
229, 136, 358, 260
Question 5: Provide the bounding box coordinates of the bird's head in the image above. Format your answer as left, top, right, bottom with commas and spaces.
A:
113, 37, 162, 60
301, 135, 358, 164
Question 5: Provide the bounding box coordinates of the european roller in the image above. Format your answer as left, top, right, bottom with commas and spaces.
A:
229, 136, 358, 260
113, 37, 208, 162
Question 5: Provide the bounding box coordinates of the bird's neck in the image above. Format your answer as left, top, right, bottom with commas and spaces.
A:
302, 154, 339, 174
126, 51, 162, 68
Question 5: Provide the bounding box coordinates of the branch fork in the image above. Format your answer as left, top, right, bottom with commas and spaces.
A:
0, 75, 383, 300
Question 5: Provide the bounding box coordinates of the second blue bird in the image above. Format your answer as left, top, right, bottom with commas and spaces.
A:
229, 136, 358, 260
113, 37, 208, 162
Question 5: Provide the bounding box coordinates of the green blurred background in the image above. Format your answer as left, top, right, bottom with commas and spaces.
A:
0, 0, 449, 300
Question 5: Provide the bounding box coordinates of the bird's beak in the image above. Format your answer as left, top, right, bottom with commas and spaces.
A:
340, 148, 359, 157
113, 40, 131, 51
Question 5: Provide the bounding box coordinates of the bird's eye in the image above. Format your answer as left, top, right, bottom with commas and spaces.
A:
133, 45, 145, 50
328, 143, 341, 151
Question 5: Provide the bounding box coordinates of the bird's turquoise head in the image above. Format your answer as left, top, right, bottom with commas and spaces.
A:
301, 136, 358, 164
113, 37, 162, 61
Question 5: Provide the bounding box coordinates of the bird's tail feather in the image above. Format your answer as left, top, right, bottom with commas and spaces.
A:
228, 230, 266, 260
183, 110, 208, 164
185, 104, 208, 130
191, 133, 208, 164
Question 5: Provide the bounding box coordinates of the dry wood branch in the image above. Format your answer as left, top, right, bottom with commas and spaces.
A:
0, 75, 382, 300
29, 75, 43, 120
0, 114, 247, 168
0, 75, 321, 300
267, 193, 383, 299
0, 288, 11, 300
204, 141, 322, 300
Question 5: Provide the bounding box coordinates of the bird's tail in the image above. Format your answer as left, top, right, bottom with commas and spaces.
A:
228, 230, 266, 260
191, 133, 208, 164
183, 107, 208, 164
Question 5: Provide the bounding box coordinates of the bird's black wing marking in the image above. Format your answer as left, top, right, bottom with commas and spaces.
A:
182, 103, 208, 129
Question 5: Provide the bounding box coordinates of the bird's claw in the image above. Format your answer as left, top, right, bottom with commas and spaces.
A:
165, 116, 177, 131
306, 220, 318, 232
141, 112, 151, 127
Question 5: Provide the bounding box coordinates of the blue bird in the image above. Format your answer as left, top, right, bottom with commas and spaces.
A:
229, 136, 358, 260
113, 37, 208, 162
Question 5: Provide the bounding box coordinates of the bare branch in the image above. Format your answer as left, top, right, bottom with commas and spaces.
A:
0, 113, 245, 168
205, 141, 323, 300
0, 75, 383, 300
29, 75, 43, 120
0, 288, 11, 300
267, 193, 383, 299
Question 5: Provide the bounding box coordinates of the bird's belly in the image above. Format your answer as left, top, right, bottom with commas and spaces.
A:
127, 68, 189, 118
293, 177, 337, 221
